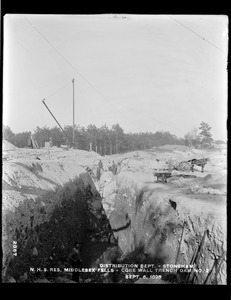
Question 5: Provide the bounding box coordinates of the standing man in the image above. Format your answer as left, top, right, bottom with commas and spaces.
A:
97, 159, 104, 181
69, 242, 82, 282
112, 161, 117, 175
98, 159, 103, 171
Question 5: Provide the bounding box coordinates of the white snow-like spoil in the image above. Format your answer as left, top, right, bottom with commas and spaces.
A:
2, 141, 227, 284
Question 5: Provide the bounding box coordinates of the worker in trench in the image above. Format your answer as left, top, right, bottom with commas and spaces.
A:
96, 160, 104, 181
98, 160, 103, 171
112, 161, 117, 175
101, 234, 124, 283
68, 242, 82, 282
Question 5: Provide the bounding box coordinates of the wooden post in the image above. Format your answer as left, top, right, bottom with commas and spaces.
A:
175, 221, 186, 264
72, 78, 75, 146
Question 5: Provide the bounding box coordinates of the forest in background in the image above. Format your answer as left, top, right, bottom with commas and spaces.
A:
3, 122, 225, 156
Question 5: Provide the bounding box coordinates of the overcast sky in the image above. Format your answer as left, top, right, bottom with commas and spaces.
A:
3, 14, 228, 140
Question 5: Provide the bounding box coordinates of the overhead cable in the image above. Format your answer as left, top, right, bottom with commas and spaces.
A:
168, 15, 227, 55
45, 81, 72, 100
24, 16, 107, 100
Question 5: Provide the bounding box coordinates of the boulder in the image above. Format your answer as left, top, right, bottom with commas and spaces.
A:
109, 211, 130, 231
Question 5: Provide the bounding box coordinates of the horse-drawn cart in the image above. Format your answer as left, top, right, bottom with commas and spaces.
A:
173, 158, 209, 173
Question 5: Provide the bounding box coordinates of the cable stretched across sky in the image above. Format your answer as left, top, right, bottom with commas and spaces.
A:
23, 15, 107, 101
4, 14, 227, 140
168, 15, 227, 55
23, 14, 211, 137
44, 80, 72, 100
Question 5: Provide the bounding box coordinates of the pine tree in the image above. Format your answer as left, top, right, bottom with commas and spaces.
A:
199, 122, 213, 148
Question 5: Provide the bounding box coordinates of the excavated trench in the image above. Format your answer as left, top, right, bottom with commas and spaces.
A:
2, 161, 227, 284
2, 163, 123, 283
100, 171, 227, 284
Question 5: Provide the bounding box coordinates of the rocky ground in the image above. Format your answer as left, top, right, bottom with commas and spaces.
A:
2, 141, 227, 284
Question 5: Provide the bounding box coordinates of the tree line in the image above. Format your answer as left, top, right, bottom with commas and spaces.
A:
3, 121, 222, 156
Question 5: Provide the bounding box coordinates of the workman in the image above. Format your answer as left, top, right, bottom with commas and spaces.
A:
69, 242, 82, 282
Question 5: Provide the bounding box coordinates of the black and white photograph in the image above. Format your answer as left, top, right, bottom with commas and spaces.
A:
2, 13, 228, 285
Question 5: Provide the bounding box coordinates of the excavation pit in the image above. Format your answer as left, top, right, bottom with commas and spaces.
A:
2, 145, 227, 284
2, 159, 122, 283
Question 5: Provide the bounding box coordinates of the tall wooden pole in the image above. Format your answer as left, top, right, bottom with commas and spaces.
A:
72, 78, 75, 146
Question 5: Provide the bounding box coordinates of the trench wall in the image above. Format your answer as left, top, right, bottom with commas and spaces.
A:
103, 171, 227, 284
2, 159, 113, 282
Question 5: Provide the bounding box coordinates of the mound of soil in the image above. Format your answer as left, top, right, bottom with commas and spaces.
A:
3, 140, 18, 151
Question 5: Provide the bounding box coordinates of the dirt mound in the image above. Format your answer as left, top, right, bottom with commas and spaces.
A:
201, 172, 227, 185
154, 145, 190, 152
199, 172, 227, 192
3, 140, 18, 151
170, 172, 226, 195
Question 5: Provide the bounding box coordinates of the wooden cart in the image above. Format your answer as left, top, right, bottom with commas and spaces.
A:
154, 171, 172, 183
